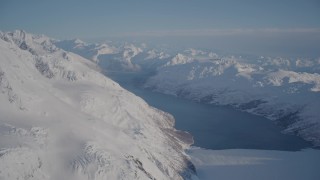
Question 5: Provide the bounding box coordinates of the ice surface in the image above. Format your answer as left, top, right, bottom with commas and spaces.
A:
188, 147, 320, 180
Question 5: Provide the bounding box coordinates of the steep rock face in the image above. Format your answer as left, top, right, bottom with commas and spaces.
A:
0, 30, 194, 180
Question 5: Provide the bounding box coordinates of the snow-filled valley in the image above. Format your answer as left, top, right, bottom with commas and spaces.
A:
1, 30, 320, 180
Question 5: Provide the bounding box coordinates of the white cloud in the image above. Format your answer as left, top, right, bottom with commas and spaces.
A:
121, 28, 320, 37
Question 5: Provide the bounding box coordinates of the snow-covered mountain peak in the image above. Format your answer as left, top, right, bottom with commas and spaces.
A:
145, 49, 170, 60
2, 29, 50, 45
73, 38, 85, 44
265, 70, 320, 92
1, 30, 57, 56
54, 38, 86, 50
185, 48, 207, 57
54, 38, 120, 64
166, 53, 194, 66
0, 31, 195, 179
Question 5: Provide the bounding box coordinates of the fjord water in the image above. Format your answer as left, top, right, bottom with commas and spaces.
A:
105, 71, 312, 151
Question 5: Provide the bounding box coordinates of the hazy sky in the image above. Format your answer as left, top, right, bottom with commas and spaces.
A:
1, 0, 320, 56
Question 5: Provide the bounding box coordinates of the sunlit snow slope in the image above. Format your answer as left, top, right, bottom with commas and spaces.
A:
0, 30, 195, 180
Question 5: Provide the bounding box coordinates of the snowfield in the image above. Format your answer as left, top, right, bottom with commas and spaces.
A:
0, 30, 195, 180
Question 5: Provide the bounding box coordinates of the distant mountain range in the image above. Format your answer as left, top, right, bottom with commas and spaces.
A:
54, 35, 320, 147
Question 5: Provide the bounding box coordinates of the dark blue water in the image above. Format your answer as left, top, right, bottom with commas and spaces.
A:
105, 71, 312, 151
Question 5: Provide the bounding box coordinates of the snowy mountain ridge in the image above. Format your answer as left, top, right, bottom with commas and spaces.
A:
0, 30, 195, 180
54, 38, 118, 63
